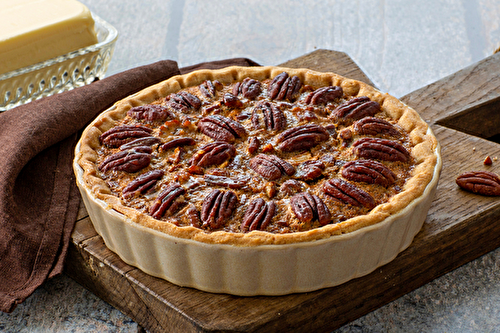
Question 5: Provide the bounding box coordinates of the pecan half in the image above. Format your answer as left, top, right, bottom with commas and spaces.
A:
353, 137, 410, 162
232, 78, 262, 99
99, 125, 153, 148
304, 86, 343, 105
99, 146, 152, 173
342, 160, 396, 187
197, 115, 247, 142
323, 178, 376, 209
149, 182, 186, 219
456, 171, 500, 196
189, 141, 236, 168
268, 72, 302, 101
204, 174, 249, 189
241, 198, 276, 232
119, 136, 162, 150
353, 117, 400, 136
290, 192, 331, 225
276, 124, 329, 152
201, 189, 238, 229
127, 104, 175, 122
252, 101, 286, 131
160, 137, 196, 151
199, 80, 222, 99
122, 170, 164, 199
331, 96, 380, 123
296, 160, 326, 181
166, 91, 202, 113
222, 93, 243, 108
249, 154, 295, 180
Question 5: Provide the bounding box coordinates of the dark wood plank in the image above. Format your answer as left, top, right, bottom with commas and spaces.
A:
65, 49, 500, 332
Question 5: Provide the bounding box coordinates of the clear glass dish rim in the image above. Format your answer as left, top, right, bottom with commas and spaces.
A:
0, 14, 118, 81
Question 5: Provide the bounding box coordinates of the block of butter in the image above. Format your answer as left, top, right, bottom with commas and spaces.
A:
0, 0, 99, 75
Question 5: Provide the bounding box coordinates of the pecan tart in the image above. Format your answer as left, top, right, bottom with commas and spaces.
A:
74, 66, 441, 295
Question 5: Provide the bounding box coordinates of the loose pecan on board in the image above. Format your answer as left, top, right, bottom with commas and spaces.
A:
456, 171, 500, 196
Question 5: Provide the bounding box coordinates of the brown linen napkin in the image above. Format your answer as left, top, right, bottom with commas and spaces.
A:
0, 57, 259, 313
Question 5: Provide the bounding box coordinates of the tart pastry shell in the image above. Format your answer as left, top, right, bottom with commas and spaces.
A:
74, 66, 442, 295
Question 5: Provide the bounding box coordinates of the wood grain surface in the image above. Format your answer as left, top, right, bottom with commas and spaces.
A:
65, 49, 500, 333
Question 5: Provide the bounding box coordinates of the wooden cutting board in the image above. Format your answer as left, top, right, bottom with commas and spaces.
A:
65, 49, 500, 333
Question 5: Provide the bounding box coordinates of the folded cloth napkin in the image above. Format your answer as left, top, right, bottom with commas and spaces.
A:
0, 57, 259, 313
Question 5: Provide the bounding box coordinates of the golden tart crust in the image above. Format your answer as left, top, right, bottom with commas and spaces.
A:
76, 66, 439, 246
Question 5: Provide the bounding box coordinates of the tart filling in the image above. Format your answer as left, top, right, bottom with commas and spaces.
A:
76, 66, 439, 246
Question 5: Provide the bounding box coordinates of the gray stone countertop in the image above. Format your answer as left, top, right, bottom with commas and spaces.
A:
2, 0, 500, 332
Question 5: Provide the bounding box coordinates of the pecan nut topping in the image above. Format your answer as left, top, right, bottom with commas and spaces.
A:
99, 146, 152, 173
232, 78, 262, 100
353, 117, 400, 137
222, 93, 244, 108
456, 171, 500, 196
241, 198, 276, 232
122, 170, 164, 199
342, 160, 396, 187
249, 154, 295, 180
160, 137, 196, 151
201, 189, 238, 229
119, 137, 162, 150
323, 178, 376, 209
252, 101, 286, 131
353, 137, 410, 162
276, 124, 329, 152
331, 96, 380, 123
166, 91, 202, 113
296, 160, 326, 181
197, 115, 247, 142
189, 141, 236, 169
199, 80, 222, 99
304, 86, 343, 105
127, 104, 175, 122
99, 125, 153, 148
290, 192, 331, 225
149, 182, 186, 219
268, 72, 302, 101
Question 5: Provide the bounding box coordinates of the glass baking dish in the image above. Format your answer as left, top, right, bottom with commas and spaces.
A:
0, 14, 118, 112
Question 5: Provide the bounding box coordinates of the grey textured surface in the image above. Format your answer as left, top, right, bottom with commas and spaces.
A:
2, 0, 500, 332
